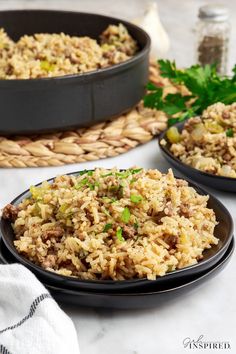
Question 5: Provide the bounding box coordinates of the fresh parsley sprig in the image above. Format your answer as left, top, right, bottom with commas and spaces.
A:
144, 60, 236, 126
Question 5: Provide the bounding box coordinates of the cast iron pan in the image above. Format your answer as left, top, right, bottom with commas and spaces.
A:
0, 170, 233, 292
0, 10, 150, 135
158, 122, 236, 192
0, 237, 234, 308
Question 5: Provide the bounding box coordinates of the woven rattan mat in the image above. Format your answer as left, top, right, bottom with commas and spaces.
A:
0, 63, 180, 168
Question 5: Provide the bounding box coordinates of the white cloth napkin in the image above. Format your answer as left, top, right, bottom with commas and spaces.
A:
0, 264, 80, 354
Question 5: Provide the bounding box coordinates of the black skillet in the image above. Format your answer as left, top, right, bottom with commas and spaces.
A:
0, 10, 150, 135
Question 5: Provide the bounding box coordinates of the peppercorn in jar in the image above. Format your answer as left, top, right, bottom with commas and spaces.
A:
196, 4, 230, 75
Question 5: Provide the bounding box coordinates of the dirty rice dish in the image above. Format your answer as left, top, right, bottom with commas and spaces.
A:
2, 168, 218, 280
162, 103, 236, 178
0, 23, 138, 79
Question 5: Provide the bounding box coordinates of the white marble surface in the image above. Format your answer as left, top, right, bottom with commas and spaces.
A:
0, 1, 236, 354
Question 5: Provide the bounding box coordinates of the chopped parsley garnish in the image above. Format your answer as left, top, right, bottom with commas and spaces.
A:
88, 181, 100, 190
78, 170, 92, 176
130, 194, 143, 203
74, 178, 88, 189
101, 172, 113, 177
103, 209, 111, 217
101, 169, 143, 181
115, 171, 131, 179
103, 223, 113, 232
116, 227, 124, 242
88, 183, 94, 190
226, 128, 234, 137
115, 168, 142, 178
130, 168, 143, 174
74, 175, 99, 190
130, 178, 137, 184
80, 178, 88, 185
121, 207, 131, 223
133, 222, 139, 230
78, 171, 87, 175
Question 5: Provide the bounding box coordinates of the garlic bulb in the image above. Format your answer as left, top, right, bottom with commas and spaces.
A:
133, 1, 170, 59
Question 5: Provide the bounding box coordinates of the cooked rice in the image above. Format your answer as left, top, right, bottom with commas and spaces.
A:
0, 23, 138, 79
3, 168, 218, 280
163, 103, 236, 178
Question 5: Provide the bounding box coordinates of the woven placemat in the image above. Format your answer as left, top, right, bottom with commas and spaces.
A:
0, 63, 179, 168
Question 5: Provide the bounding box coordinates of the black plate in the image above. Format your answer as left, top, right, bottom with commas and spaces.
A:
158, 122, 236, 192
0, 237, 234, 309
0, 170, 233, 292
0, 10, 150, 135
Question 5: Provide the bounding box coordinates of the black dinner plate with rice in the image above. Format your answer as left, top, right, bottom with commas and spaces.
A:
0, 169, 233, 292
158, 122, 236, 192
0, 237, 234, 308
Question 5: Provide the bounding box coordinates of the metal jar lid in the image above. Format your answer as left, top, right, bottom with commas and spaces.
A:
199, 4, 229, 22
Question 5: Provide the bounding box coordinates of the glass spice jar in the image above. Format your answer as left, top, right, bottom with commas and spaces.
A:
196, 4, 230, 75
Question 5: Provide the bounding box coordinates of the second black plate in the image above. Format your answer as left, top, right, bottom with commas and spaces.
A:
158, 122, 236, 192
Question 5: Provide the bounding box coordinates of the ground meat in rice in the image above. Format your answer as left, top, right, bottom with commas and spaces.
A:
2, 204, 18, 221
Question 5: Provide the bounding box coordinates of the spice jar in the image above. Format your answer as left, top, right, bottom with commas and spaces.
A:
196, 4, 230, 75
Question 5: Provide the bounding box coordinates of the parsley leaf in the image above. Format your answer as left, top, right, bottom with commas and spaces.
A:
144, 60, 236, 126
103, 223, 112, 232
162, 93, 193, 115
130, 195, 143, 203
121, 207, 131, 223
115, 171, 131, 179
101, 172, 113, 177
226, 128, 234, 137
130, 168, 143, 174
78, 170, 93, 176
88, 181, 100, 190
74, 178, 88, 189
116, 227, 124, 242
158, 59, 184, 83
103, 208, 111, 217
130, 178, 137, 184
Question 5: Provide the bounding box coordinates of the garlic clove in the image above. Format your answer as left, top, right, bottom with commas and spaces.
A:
133, 1, 170, 59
